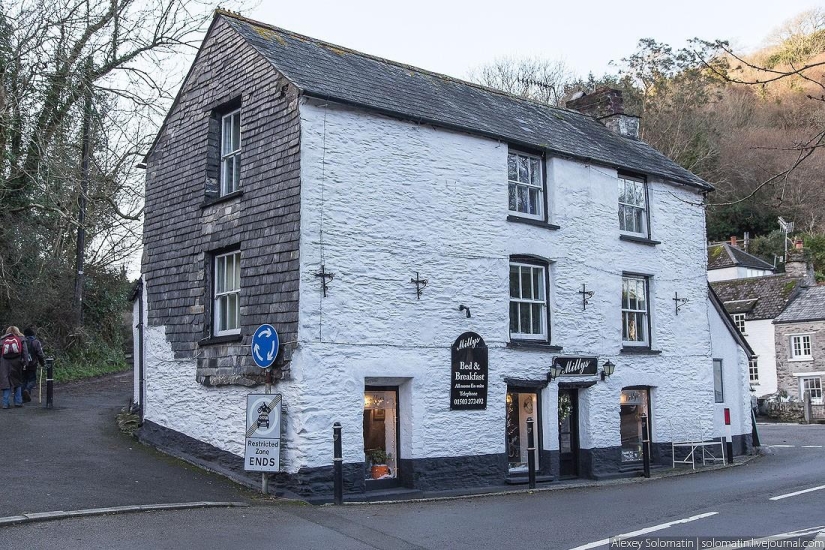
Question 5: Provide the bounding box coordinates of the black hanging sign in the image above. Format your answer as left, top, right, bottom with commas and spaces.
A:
553, 356, 598, 376
450, 332, 488, 410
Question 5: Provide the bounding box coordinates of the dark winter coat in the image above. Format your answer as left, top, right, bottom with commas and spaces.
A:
0, 355, 23, 389
23, 336, 45, 376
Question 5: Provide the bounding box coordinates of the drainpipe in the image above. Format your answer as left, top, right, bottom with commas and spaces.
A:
137, 278, 145, 424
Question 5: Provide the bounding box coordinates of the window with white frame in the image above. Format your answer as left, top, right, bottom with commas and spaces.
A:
221, 109, 241, 195
507, 151, 543, 219
621, 275, 650, 346
713, 359, 724, 403
801, 377, 823, 405
214, 251, 241, 335
732, 313, 746, 334
749, 359, 759, 383
509, 262, 547, 340
790, 335, 813, 360
618, 176, 648, 235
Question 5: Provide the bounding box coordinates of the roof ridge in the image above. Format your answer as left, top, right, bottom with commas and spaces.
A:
214, 9, 603, 122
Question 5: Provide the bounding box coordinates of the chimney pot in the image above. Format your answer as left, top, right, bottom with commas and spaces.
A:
730, 236, 737, 246
565, 88, 640, 140
794, 238, 803, 250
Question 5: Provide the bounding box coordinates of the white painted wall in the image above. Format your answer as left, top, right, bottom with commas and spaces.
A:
708, 267, 739, 282
744, 319, 777, 396
291, 99, 716, 468
708, 301, 752, 439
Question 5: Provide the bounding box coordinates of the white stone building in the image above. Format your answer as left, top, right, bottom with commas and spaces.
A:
133, 11, 753, 498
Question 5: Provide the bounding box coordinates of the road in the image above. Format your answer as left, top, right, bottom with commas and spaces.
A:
3, 409, 825, 549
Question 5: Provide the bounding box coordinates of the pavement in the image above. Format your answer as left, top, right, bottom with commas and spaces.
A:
0, 372, 253, 521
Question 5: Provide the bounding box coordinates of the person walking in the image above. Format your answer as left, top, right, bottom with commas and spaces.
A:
22, 327, 45, 403
1, 326, 28, 408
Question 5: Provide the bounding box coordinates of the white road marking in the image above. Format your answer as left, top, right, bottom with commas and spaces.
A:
802, 445, 823, 448
568, 512, 718, 550
770, 484, 825, 501
767, 444, 795, 448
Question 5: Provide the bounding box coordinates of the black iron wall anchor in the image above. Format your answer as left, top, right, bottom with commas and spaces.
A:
410, 271, 428, 299
578, 283, 595, 310
459, 304, 471, 318
673, 292, 689, 315
314, 264, 334, 297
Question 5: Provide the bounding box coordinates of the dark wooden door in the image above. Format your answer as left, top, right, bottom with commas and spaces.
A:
558, 389, 579, 478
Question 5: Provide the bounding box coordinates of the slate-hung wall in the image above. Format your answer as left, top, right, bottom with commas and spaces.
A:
143, 18, 301, 386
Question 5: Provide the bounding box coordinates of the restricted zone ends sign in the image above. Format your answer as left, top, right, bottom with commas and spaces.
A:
244, 393, 282, 472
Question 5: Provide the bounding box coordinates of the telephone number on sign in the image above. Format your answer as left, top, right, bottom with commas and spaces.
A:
453, 398, 484, 405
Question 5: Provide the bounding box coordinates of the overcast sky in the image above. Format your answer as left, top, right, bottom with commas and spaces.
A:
252, 0, 823, 79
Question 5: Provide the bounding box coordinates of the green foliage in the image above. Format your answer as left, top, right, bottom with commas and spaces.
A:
53, 333, 129, 383
749, 230, 786, 268
706, 203, 783, 242
764, 28, 825, 68
803, 234, 825, 281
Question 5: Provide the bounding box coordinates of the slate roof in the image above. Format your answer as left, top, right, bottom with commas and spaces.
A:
774, 285, 825, 324
711, 275, 802, 320
217, 12, 713, 192
707, 243, 775, 271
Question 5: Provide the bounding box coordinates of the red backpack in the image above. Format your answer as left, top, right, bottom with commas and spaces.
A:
1, 334, 23, 359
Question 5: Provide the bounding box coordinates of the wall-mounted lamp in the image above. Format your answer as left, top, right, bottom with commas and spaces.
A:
458, 304, 471, 318
600, 359, 616, 381
546, 364, 564, 383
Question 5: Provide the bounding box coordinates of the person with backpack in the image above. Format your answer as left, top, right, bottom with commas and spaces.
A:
22, 327, 45, 403
1, 326, 28, 408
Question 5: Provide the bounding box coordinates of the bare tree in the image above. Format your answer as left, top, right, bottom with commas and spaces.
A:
467, 56, 575, 106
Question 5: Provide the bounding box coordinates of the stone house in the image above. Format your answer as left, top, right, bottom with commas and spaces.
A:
774, 285, 825, 407
133, 10, 751, 498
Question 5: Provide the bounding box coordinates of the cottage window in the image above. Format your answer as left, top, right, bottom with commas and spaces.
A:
801, 377, 823, 405
508, 151, 543, 219
713, 359, 724, 403
509, 262, 547, 340
790, 335, 812, 360
732, 313, 746, 334
621, 275, 650, 346
618, 176, 648, 236
221, 109, 241, 195
214, 251, 241, 335
748, 359, 759, 383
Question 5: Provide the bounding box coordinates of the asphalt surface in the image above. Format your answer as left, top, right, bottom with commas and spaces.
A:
2, 374, 825, 549
0, 372, 251, 518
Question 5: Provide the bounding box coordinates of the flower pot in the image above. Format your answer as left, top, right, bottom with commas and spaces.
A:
371, 464, 390, 479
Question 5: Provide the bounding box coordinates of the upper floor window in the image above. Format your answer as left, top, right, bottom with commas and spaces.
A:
618, 175, 648, 236
508, 151, 543, 219
713, 359, 724, 403
749, 359, 759, 383
215, 251, 241, 335
509, 261, 547, 340
621, 275, 649, 346
790, 334, 812, 360
732, 313, 746, 334
801, 376, 823, 405
221, 109, 241, 195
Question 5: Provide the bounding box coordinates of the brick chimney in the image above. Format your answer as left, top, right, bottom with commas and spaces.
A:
566, 87, 640, 140
729, 236, 737, 247
785, 239, 815, 286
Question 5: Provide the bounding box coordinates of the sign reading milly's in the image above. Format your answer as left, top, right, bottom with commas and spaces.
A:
450, 332, 488, 410
553, 356, 598, 376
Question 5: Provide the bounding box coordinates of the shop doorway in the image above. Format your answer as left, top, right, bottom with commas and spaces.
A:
363, 387, 399, 486
558, 388, 580, 478
620, 387, 651, 463
506, 388, 540, 473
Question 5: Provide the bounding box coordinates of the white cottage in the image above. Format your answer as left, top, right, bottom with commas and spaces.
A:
133, 10, 752, 498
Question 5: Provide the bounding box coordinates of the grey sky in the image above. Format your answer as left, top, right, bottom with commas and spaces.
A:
253, 0, 822, 79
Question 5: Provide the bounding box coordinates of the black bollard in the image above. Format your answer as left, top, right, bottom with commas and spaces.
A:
527, 417, 536, 489
641, 414, 650, 478
333, 422, 343, 505
45, 357, 54, 409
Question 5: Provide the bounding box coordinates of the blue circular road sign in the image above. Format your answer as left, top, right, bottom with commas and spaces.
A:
251, 324, 280, 369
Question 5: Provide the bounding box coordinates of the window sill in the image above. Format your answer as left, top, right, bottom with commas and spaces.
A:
620, 347, 662, 355
619, 234, 661, 246
507, 215, 560, 231
201, 190, 243, 209
199, 334, 243, 346
789, 357, 814, 362
507, 340, 563, 352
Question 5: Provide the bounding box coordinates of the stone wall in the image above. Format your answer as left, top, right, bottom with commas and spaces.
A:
775, 320, 825, 398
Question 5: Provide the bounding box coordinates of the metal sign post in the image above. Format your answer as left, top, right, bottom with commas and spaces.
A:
248, 324, 281, 494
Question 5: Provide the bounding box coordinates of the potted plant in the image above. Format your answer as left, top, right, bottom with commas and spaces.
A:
365, 448, 390, 479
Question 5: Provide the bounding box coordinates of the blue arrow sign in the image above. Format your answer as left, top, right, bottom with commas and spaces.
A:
251, 324, 280, 369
